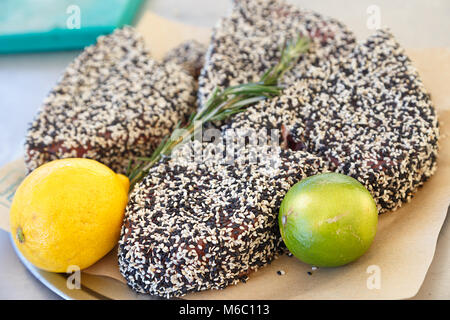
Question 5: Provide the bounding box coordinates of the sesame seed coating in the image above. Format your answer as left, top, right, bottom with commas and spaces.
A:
226, 29, 439, 213
198, 0, 357, 107
119, 142, 326, 298
24, 27, 197, 174
163, 40, 207, 79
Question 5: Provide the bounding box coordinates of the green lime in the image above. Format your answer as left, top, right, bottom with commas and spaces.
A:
279, 172, 378, 267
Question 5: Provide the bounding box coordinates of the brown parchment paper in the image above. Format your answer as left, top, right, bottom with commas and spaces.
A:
0, 12, 448, 300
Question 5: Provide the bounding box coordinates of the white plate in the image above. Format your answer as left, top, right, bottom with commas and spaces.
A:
9, 233, 163, 300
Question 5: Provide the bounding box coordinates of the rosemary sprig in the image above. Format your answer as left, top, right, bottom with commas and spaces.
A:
127, 35, 310, 191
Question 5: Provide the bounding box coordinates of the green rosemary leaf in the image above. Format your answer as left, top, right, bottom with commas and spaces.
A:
230, 96, 268, 108
125, 159, 133, 177
136, 156, 154, 161
209, 108, 245, 122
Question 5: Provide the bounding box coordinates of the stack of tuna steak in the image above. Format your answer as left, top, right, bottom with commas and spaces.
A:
24, 0, 439, 298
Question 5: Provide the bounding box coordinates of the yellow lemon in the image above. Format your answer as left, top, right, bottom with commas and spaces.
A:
9, 158, 129, 272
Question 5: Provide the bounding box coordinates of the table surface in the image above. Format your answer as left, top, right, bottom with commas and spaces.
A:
0, 0, 449, 299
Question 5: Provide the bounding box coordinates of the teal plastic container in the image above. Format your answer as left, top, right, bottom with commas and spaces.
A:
0, 0, 143, 53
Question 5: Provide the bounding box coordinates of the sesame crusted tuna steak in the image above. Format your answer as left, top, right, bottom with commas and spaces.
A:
198, 0, 357, 107
24, 27, 197, 174
118, 143, 326, 297
225, 29, 440, 213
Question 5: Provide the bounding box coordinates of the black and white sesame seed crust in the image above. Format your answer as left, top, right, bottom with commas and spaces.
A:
163, 40, 207, 79
24, 27, 197, 174
197, 0, 357, 108
225, 29, 440, 213
118, 141, 326, 298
